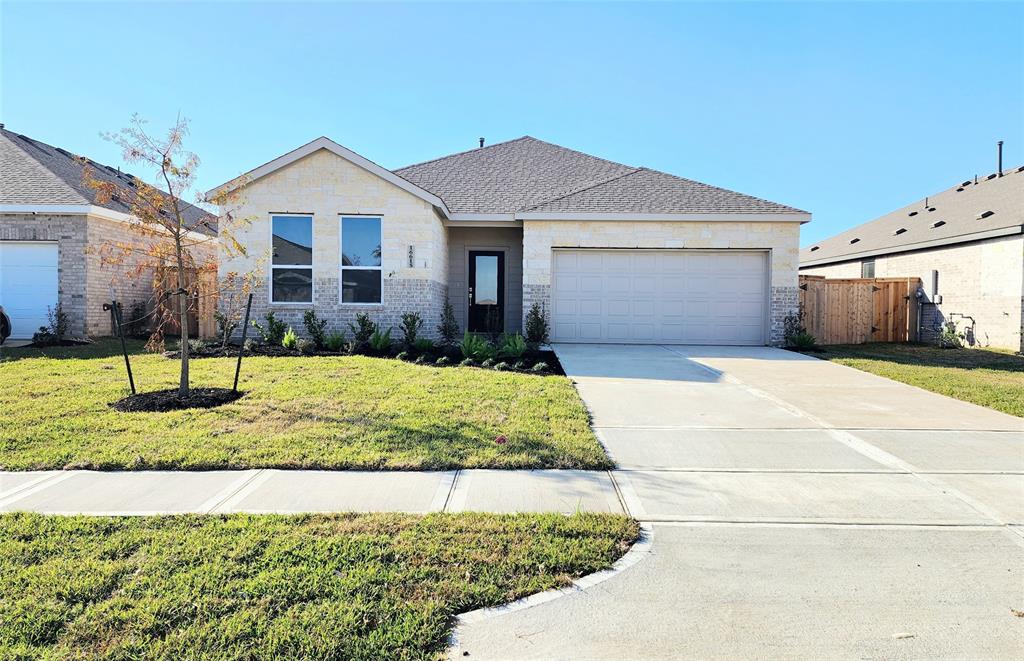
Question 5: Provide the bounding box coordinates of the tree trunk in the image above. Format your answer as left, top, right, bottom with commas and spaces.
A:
175, 240, 190, 398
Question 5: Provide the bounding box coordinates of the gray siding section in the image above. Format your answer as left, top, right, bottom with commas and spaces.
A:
448, 227, 524, 334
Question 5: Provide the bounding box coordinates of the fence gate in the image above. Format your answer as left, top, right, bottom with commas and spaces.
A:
799, 276, 920, 345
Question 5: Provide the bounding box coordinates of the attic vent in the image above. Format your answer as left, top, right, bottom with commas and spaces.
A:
956, 187, 964, 192
908, 211, 918, 217
849, 238, 861, 244
961, 180, 971, 187
1018, 165, 1024, 173
977, 210, 994, 220
810, 246, 820, 252
986, 173, 997, 180
55, 147, 72, 157
894, 228, 907, 236
927, 207, 936, 212
931, 220, 946, 229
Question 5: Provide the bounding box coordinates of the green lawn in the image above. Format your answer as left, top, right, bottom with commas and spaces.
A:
817, 343, 1024, 417
0, 512, 638, 660
0, 340, 609, 471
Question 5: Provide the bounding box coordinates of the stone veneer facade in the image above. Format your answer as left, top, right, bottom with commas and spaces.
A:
801, 234, 1024, 352
218, 149, 449, 339
521, 220, 803, 345
1, 212, 212, 338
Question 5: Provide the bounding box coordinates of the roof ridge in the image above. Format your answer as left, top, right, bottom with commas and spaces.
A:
520, 167, 643, 211
514, 136, 636, 172
394, 136, 536, 172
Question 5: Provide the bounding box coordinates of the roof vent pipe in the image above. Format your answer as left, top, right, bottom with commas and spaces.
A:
998, 140, 1003, 177
479, 137, 484, 148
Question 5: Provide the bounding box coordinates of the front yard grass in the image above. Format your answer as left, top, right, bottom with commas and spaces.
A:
0, 340, 609, 471
817, 343, 1024, 417
0, 511, 639, 660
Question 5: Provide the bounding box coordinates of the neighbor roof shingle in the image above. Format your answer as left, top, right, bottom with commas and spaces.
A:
800, 167, 1024, 265
0, 127, 216, 234
395, 136, 802, 216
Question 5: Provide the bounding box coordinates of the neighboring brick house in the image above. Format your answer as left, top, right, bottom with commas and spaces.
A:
209, 136, 808, 346
0, 126, 216, 340
800, 164, 1024, 352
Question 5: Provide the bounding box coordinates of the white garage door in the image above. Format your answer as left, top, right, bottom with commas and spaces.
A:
551, 249, 768, 345
0, 242, 59, 340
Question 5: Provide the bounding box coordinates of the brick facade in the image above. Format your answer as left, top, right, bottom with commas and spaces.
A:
0, 213, 88, 337
801, 234, 1024, 352
218, 148, 450, 341
1, 212, 217, 339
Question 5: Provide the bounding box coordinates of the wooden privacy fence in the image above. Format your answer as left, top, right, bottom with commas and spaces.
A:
799, 275, 921, 345
153, 266, 217, 338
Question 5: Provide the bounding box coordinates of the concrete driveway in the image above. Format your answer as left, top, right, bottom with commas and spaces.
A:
451, 344, 1024, 660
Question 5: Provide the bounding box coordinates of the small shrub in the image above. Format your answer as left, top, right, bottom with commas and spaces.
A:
513, 360, 528, 371
493, 361, 509, 371
302, 310, 329, 349
324, 331, 347, 352
413, 354, 427, 364
296, 338, 316, 354
252, 311, 287, 345
938, 321, 964, 349
48, 304, 70, 340
498, 332, 528, 359
788, 331, 817, 350
282, 327, 299, 350
369, 327, 393, 353
399, 312, 424, 347
413, 337, 435, 355
188, 338, 208, 354
396, 351, 410, 361
213, 310, 236, 349
459, 358, 475, 367
243, 338, 258, 352
438, 298, 460, 345
459, 331, 495, 362
348, 313, 378, 344
125, 301, 149, 338
481, 358, 495, 368
435, 356, 451, 366
525, 302, 550, 346
531, 361, 549, 373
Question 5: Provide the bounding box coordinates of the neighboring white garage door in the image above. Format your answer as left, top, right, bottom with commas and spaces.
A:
551, 249, 768, 345
0, 241, 59, 340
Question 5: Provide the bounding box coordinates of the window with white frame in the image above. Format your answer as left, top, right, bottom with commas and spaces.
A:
340, 215, 382, 304
271, 214, 313, 303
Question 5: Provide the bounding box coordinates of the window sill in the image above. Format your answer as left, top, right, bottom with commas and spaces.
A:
268, 302, 314, 308
339, 302, 384, 308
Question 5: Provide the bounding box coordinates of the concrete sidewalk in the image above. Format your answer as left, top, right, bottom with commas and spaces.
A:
0, 468, 626, 516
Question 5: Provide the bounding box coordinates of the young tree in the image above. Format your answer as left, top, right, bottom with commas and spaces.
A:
83, 115, 250, 398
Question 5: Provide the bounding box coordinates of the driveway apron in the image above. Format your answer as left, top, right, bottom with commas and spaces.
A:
450, 344, 1024, 660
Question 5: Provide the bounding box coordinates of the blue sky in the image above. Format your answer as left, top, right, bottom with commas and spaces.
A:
2, 1, 1022, 245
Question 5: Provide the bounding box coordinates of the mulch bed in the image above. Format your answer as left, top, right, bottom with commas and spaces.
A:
164, 344, 566, 376
111, 387, 245, 412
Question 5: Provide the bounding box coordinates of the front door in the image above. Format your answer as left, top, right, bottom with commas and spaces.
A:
468, 250, 505, 333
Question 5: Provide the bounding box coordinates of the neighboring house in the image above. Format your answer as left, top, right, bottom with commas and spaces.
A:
208, 136, 808, 345
0, 125, 216, 340
800, 165, 1024, 352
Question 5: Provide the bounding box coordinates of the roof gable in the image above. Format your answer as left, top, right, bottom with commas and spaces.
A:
801, 167, 1024, 266
206, 137, 450, 216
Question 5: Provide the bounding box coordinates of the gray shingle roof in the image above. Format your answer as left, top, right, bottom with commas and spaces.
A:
801, 166, 1024, 265
0, 127, 215, 233
523, 167, 805, 214
396, 136, 802, 216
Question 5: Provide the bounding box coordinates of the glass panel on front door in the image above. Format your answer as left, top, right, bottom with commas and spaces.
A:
468, 251, 504, 333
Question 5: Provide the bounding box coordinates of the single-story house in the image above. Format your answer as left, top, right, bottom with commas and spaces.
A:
800, 163, 1024, 352
0, 125, 215, 340
208, 136, 808, 345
